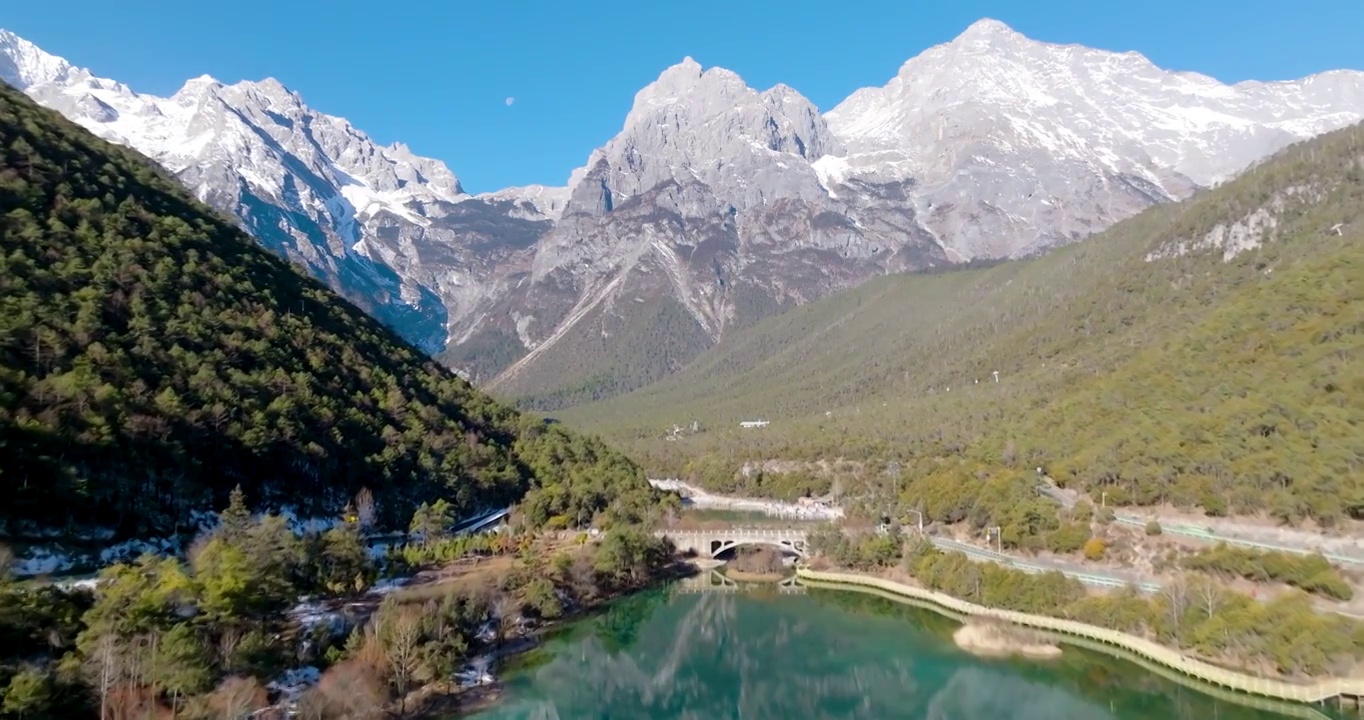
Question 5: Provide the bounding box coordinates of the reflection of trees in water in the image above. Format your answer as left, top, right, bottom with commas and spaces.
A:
804, 590, 1300, 720
924, 666, 1114, 720
475, 592, 935, 719
479, 592, 1293, 720
591, 590, 664, 654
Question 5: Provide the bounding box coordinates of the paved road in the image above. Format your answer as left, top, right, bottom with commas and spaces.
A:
1035, 485, 1364, 566
655, 481, 1364, 618
910, 531, 1364, 619
924, 535, 1162, 593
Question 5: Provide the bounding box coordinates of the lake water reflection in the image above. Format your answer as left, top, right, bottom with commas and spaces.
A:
466, 584, 1340, 720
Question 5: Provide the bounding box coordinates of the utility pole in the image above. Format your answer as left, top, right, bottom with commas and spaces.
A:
987, 526, 1002, 553
1101, 491, 1108, 508
992, 370, 1000, 383
908, 509, 923, 535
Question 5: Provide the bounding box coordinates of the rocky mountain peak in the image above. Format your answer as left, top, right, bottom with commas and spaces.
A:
953, 17, 1025, 45
175, 74, 222, 93
824, 20, 1364, 258
563, 57, 837, 218
0, 29, 81, 89
624, 56, 749, 127
8, 24, 1364, 407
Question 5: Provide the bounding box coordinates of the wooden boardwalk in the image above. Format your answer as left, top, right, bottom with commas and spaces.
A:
797, 569, 1364, 708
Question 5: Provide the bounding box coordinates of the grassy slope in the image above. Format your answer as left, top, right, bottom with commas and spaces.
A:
0, 82, 660, 538
499, 295, 717, 411
561, 124, 1364, 524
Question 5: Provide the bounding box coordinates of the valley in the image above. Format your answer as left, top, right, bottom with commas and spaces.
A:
2, 8, 1364, 720
0, 79, 678, 719
562, 121, 1364, 537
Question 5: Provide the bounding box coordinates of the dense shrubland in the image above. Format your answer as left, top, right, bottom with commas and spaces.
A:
1180, 544, 1354, 601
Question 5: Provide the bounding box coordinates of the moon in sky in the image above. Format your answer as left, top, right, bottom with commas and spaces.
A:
505, 97, 515, 106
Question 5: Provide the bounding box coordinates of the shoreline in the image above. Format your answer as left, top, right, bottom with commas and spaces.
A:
398, 563, 1335, 720
797, 568, 1361, 707
405, 560, 695, 718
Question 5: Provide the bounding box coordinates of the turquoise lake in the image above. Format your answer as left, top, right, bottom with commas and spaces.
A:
466, 583, 1338, 720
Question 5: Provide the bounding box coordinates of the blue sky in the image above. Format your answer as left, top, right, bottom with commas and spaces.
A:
5, 0, 1361, 193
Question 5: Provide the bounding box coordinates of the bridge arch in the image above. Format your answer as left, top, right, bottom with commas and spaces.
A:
711, 538, 808, 559
658, 528, 810, 560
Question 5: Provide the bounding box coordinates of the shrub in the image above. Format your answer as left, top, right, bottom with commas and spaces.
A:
1046, 523, 1090, 554
1083, 537, 1107, 561
1145, 520, 1163, 536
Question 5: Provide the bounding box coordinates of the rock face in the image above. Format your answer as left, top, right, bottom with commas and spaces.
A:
5, 21, 1363, 404
473, 58, 945, 403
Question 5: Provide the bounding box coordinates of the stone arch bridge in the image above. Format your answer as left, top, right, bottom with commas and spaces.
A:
656, 527, 809, 559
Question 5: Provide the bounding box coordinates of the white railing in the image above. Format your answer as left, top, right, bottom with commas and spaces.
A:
798, 569, 1364, 705
657, 528, 809, 540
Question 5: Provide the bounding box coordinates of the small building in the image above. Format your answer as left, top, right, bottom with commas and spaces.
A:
739, 420, 770, 429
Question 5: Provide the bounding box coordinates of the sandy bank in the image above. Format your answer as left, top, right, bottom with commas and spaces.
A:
953, 621, 1062, 660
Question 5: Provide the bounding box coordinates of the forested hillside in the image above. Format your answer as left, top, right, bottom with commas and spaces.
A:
0, 81, 661, 538
563, 123, 1364, 525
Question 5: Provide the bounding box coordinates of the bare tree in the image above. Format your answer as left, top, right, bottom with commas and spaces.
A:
377, 603, 425, 715
209, 676, 267, 719
293, 689, 327, 720
1161, 576, 1191, 643
963, 564, 984, 602
83, 633, 124, 720
217, 628, 242, 669
1193, 576, 1224, 620
493, 592, 520, 651
304, 660, 386, 720
354, 487, 377, 531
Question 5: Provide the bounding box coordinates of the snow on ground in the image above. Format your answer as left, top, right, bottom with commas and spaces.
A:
456, 655, 496, 688
368, 576, 411, 595
274, 506, 344, 535
99, 536, 181, 564
53, 577, 100, 591
12, 505, 506, 582
266, 666, 321, 704
286, 599, 347, 634
12, 547, 79, 577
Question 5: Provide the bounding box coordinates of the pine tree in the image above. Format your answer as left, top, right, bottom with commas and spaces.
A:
2, 666, 53, 718
219, 486, 251, 543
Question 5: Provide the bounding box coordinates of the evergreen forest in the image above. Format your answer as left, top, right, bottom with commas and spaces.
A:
562, 123, 1364, 528
0, 82, 661, 539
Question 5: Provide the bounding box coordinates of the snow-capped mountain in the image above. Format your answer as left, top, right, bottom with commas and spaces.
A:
4, 20, 1363, 405
824, 18, 1364, 257
476, 57, 944, 400
477, 24, 1364, 401
0, 28, 550, 354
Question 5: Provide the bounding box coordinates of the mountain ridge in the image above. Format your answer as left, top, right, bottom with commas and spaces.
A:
557, 121, 1364, 524
0, 80, 661, 539
4, 20, 1362, 406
